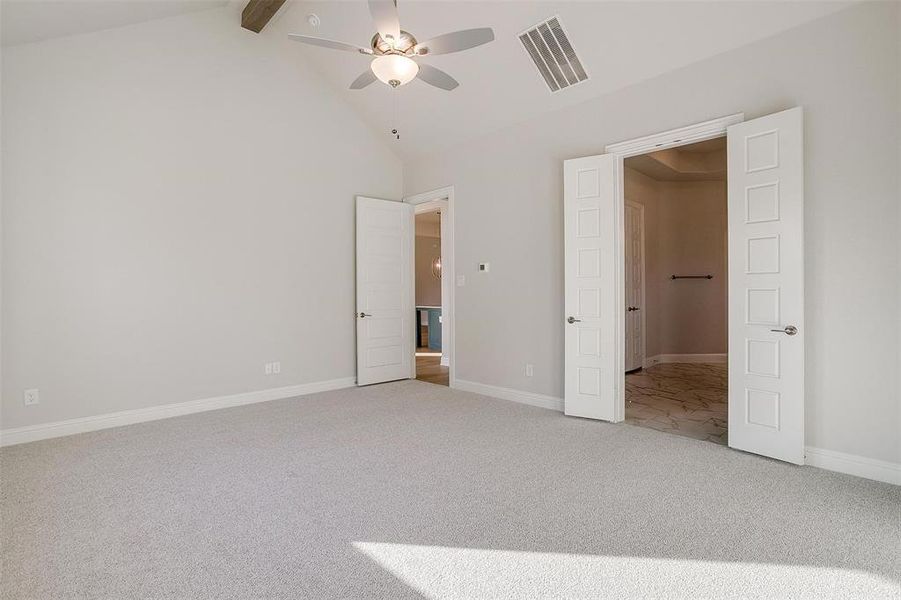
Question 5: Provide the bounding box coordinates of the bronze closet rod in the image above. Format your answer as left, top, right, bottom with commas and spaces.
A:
671, 274, 713, 280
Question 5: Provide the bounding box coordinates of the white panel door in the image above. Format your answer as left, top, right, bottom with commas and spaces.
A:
356, 196, 414, 386
727, 107, 804, 464
624, 201, 644, 372
564, 154, 618, 421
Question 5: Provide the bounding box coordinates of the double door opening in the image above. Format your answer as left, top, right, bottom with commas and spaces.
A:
623, 137, 729, 445
564, 108, 805, 465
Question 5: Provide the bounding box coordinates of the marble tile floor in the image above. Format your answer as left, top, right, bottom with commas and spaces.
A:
625, 362, 728, 445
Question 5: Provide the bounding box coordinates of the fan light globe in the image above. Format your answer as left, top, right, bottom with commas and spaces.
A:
370, 55, 419, 87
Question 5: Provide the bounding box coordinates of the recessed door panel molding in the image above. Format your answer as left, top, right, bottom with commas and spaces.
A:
745, 181, 780, 223
577, 208, 601, 238
745, 388, 781, 430
744, 129, 780, 173
564, 154, 618, 421
356, 196, 414, 386
746, 288, 780, 325
578, 367, 601, 397
368, 317, 403, 340
367, 346, 403, 368
578, 288, 601, 318
728, 107, 804, 464
745, 338, 780, 378
578, 328, 601, 357
365, 263, 403, 285
367, 232, 403, 257
746, 235, 781, 274
367, 289, 402, 311
577, 248, 601, 278
577, 168, 601, 198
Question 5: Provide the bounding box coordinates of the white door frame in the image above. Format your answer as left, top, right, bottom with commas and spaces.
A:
404, 185, 455, 387
624, 199, 646, 371
604, 113, 744, 421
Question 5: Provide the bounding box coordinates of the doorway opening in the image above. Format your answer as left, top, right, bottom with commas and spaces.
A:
622, 137, 728, 445
405, 186, 454, 388
414, 208, 449, 386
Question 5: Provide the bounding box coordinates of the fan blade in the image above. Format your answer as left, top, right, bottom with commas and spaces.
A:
415, 28, 494, 55
288, 34, 372, 55
416, 63, 459, 91
350, 70, 377, 90
368, 0, 400, 44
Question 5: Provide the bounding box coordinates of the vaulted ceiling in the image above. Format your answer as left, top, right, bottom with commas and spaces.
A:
0, 0, 228, 46
1, 1, 855, 162
270, 1, 853, 160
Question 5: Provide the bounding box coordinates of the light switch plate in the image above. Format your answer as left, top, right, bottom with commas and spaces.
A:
456, 274, 466, 287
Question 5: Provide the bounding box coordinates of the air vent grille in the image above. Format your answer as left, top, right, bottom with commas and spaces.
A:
519, 16, 588, 92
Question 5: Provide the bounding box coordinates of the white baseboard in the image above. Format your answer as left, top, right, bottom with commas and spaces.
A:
805, 446, 900, 486
454, 379, 563, 412
0, 377, 357, 448
644, 353, 727, 368
440, 355, 450, 367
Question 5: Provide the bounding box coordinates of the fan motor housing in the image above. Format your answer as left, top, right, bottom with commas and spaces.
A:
371, 30, 418, 55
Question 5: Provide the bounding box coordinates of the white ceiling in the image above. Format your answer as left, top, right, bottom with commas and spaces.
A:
270, 1, 853, 161
1, 0, 228, 47
626, 137, 726, 181
1, 0, 854, 161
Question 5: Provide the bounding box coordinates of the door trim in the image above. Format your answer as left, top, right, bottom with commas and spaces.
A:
404, 186, 455, 387
604, 113, 743, 422
625, 199, 646, 372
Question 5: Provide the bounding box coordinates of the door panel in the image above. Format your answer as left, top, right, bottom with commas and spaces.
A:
564, 155, 618, 421
727, 108, 804, 464
625, 201, 644, 371
356, 196, 414, 386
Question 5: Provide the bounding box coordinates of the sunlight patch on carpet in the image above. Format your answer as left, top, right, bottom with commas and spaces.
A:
353, 542, 899, 600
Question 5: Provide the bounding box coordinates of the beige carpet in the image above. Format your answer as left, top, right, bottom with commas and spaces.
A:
2, 380, 899, 599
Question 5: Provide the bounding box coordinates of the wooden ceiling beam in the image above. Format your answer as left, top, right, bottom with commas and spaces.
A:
241, 0, 287, 33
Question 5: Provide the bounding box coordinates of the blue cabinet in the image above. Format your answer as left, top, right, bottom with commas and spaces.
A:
416, 306, 442, 351
427, 309, 442, 350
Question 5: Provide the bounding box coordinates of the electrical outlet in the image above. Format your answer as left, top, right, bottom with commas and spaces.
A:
264, 361, 281, 375
23, 388, 40, 406
525, 364, 534, 377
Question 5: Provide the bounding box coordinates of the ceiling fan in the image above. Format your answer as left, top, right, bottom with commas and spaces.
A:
288, 0, 494, 91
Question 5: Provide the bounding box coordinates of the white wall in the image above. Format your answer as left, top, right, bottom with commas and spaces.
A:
404, 3, 901, 464
626, 171, 728, 358
1, 8, 402, 429
655, 181, 727, 356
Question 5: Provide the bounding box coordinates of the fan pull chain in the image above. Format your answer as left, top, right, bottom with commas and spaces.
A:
390, 87, 400, 140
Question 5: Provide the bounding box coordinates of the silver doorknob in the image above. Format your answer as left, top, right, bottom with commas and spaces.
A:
359, 312, 372, 318
627, 306, 640, 312
770, 325, 798, 336
567, 316, 581, 324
